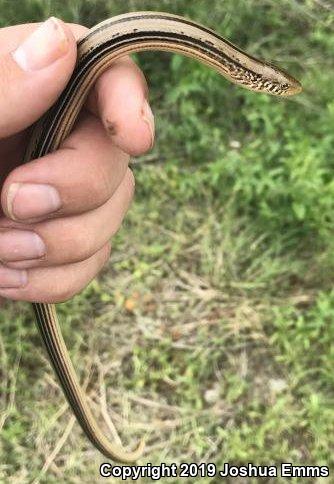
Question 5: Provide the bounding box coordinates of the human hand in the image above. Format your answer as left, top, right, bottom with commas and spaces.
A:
0, 17, 154, 302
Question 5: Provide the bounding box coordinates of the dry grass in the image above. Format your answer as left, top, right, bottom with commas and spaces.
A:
1, 0, 334, 482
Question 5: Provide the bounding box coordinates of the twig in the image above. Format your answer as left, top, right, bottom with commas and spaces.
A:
116, 393, 182, 413
32, 414, 76, 484
0, 351, 21, 432
96, 357, 123, 446
33, 369, 92, 482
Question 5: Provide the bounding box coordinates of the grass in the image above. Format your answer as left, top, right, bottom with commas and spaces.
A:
0, 0, 334, 482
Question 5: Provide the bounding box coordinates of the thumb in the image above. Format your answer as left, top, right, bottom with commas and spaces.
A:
0, 18, 77, 138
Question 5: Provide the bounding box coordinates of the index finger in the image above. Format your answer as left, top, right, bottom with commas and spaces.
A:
85, 55, 155, 157
0, 22, 154, 157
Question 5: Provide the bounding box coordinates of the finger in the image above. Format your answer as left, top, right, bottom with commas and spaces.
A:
0, 18, 77, 137
86, 56, 155, 156
0, 168, 135, 268
0, 22, 155, 152
0, 23, 88, 56
0, 243, 110, 303
1, 114, 130, 222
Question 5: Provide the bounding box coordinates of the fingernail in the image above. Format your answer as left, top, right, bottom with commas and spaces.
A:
7, 183, 61, 220
12, 17, 69, 71
141, 99, 155, 149
0, 266, 27, 288
0, 230, 46, 262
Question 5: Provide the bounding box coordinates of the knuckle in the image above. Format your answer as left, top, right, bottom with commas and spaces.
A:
101, 242, 112, 265
48, 276, 79, 303
22, 278, 77, 304
52, 247, 111, 303
74, 233, 94, 261
59, 228, 96, 264
54, 289, 76, 303
17, 243, 113, 303
46, 217, 113, 267
88, 162, 116, 205
124, 168, 135, 199
98, 166, 115, 200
